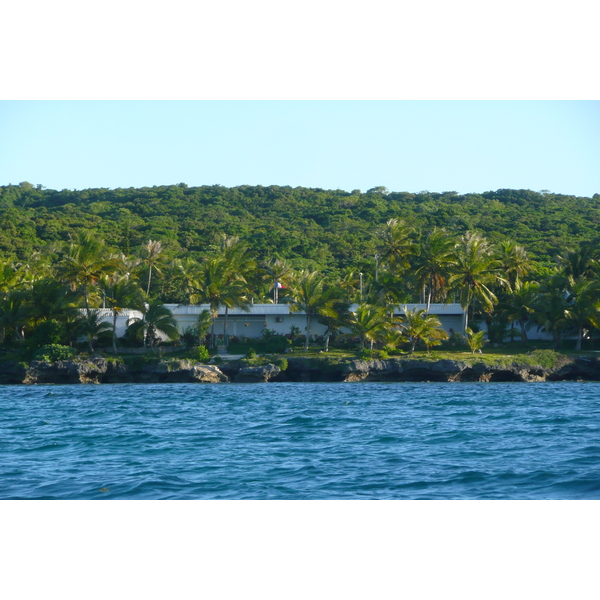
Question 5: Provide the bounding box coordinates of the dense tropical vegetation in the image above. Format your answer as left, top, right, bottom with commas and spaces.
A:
0, 182, 599, 357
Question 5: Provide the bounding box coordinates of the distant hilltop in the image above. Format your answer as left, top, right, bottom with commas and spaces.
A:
0, 183, 599, 271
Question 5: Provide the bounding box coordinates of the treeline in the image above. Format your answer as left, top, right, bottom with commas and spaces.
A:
1, 182, 599, 274
0, 214, 599, 356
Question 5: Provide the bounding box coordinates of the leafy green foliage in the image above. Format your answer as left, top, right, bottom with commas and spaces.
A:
33, 344, 77, 362
195, 345, 210, 363
465, 327, 487, 354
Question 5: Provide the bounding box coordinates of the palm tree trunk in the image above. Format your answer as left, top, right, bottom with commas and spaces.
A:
146, 265, 152, 297
304, 313, 311, 351
324, 332, 330, 352
112, 310, 118, 354
223, 306, 229, 346
520, 320, 528, 342
83, 282, 91, 319
576, 327, 583, 351
426, 284, 432, 315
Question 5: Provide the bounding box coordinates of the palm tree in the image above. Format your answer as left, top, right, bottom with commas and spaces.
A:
28, 277, 79, 327
143, 240, 163, 297
465, 327, 487, 354
0, 258, 20, 298
58, 232, 118, 318
378, 218, 416, 274
187, 257, 250, 348
316, 286, 352, 352
289, 270, 334, 352
261, 257, 291, 304
557, 243, 599, 281
212, 236, 256, 344
126, 302, 179, 349
338, 268, 361, 304
534, 273, 570, 349
564, 277, 600, 351
497, 241, 533, 291
0, 290, 31, 343
414, 228, 457, 313
399, 307, 449, 353
100, 275, 145, 354
348, 303, 389, 351
504, 281, 541, 343
449, 232, 502, 332
76, 311, 113, 353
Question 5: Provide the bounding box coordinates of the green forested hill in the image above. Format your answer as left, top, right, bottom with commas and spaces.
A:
1, 182, 599, 272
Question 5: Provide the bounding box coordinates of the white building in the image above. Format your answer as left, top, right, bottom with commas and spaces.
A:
163, 303, 467, 339
95, 303, 555, 342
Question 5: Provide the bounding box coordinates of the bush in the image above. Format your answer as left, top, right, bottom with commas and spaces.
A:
265, 337, 291, 354
195, 345, 210, 363
34, 344, 77, 362
526, 349, 563, 369
21, 320, 68, 358
273, 357, 288, 371
245, 347, 257, 359
465, 328, 487, 354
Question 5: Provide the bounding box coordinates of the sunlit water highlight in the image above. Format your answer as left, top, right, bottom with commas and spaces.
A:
1, 382, 599, 499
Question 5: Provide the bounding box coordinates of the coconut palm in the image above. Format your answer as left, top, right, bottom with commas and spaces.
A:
0, 258, 20, 298
289, 270, 335, 351
27, 277, 79, 327
58, 232, 118, 318
533, 273, 570, 349
557, 243, 600, 281
211, 236, 255, 343
316, 286, 352, 352
348, 303, 389, 351
564, 277, 600, 351
126, 302, 179, 349
261, 257, 291, 304
504, 281, 541, 342
399, 307, 449, 353
187, 256, 250, 348
449, 232, 502, 332
414, 228, 457, 312
75, 311, 113, 353
338, 268, 362, 304
99, 275, 145, 354
143, 239, 163, 297
0, 290, 31, 343
465, 327, 487, 354
378, 218, 416, 274
497, 241, 533, 291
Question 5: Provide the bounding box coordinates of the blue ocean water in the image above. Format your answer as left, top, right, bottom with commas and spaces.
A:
1, 382, 599, 499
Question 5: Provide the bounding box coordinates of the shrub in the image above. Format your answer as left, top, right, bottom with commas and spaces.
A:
526, 349, 563, 369
273, 357, 288, 371
265, 337, 291, 354
195, 345, 210, 363
465, 328, 487, 354
34, 344, 77, 362
245, 347, 257, 359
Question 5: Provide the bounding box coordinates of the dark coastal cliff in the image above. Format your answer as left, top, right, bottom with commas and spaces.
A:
2, 355, 600, 385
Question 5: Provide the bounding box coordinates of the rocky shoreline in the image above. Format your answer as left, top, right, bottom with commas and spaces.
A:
1, 355, 600, 385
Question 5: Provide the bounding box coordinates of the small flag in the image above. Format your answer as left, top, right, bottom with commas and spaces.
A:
275, 281, 285, 289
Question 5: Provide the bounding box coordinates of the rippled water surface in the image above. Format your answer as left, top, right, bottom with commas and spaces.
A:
1, 382, 599, 499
